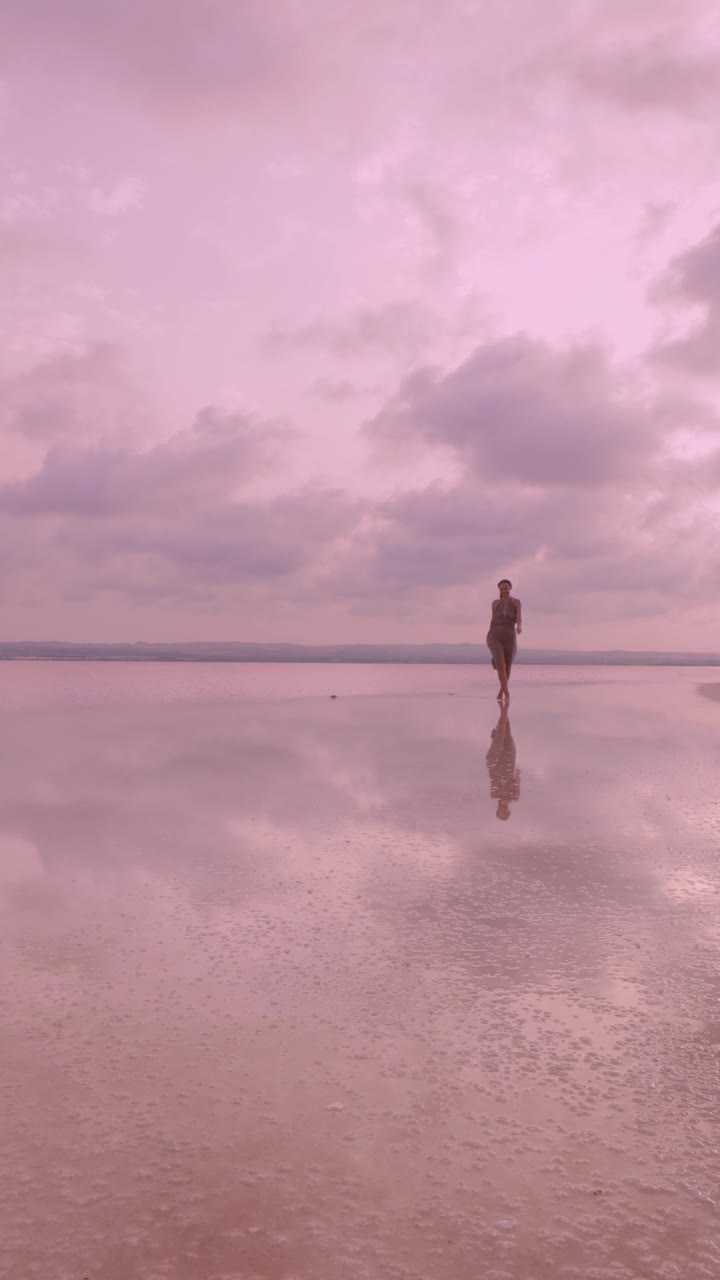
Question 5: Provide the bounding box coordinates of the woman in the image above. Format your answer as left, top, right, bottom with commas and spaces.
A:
486, 578, 522, 701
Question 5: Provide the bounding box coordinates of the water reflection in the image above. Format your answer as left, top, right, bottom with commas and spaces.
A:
485, 704, 521, 820
1, 668, 719, 1279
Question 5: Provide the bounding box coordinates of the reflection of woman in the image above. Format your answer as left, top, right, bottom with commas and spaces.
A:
486, 578, 522, 701
485, 705, 521, 821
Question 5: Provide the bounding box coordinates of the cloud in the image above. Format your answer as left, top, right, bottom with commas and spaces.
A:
0, 219, 81, 264
308, 379, 363, 402
0, 321, 714, 641
0, 0, 428, 136
0, 351, 362, 606
339, 318, 717, 617
521, 7, 720, 117
650, 221, 720, 376
0, 184, 83, 267
0, 0, 302, 112
263, 302, 435, 359
55, 485, 362, 596
88, 176, 146, 216
331, 484, 528, 596
320, 465, 709, 623
566, 45, 720, 113
403, 181, 460, 258
0, 460, 364, 611
0, 405, 291, 518
2, 1, 719, 648
1, 344, 150, 445
636, 201, 675, 245
365, 336, 655, 487
0, 339, 355, 603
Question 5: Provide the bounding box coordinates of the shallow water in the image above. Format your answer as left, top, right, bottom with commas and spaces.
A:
1, 663, 719, 1280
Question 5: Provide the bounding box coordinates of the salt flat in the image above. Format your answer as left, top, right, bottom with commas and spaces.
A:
1, 662, 718, 1280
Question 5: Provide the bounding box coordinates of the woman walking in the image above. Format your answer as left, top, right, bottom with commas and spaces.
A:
486, 579, 522, 701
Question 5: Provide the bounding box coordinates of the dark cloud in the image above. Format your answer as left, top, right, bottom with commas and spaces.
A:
1, 344, 147, 445
371, 485, 532, 590
0, 309, 712, 632
0, 350, 361, 601
365, 335, 655, 487
650, 222, 720, 376
403, 182, 460, 258
344, 506, 510, 599
569, 45, 720, 113
0, 0, 439, 138
0, 349, 365, 601
54, 486, 362, 595
323, 471, 699, 609
0, 0, 301, 111
636, 201, 675, 244
336, 323, 716, 608
0, 338, 366, 609
0, 219, 83, 265
263, 302, 435, 360
0, 466, 362, 606
308, 379, 361, 403
1, 345, 298, 531
0, 406, 291, 518
523, 21, 720, 116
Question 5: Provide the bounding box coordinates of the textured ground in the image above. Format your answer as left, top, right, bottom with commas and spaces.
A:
1, 663, 718, 1280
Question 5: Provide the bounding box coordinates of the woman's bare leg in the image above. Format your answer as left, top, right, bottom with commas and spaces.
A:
496, 662, 509, 699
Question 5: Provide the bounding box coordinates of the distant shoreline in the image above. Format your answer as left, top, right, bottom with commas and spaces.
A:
1, 642, 720, 668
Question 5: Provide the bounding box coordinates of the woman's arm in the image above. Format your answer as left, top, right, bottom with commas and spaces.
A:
488, 599, 498, 629
515, 598, 522, 634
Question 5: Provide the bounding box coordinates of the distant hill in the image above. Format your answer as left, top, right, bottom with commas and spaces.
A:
1, 641, 719, 666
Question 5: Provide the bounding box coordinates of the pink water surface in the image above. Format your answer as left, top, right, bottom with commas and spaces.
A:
1, 664, 719, 1279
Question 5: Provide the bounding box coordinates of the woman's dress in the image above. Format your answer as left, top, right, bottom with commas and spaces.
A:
486, 597, 518, 671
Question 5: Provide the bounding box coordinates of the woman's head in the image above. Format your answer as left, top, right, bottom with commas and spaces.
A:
497, 578, 512, 597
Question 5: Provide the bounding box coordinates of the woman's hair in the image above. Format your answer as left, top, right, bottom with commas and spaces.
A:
497, 578, 512, 589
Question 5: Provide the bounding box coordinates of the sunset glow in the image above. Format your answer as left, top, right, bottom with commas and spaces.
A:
2, 0, 719, 648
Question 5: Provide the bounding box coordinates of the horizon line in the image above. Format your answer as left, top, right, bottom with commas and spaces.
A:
1, 639, 719, 660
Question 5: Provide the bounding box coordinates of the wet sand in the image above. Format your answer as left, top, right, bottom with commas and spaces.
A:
1, 663, 719, 1280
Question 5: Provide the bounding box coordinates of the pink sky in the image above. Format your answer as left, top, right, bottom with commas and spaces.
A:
1, 0, 719, 649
